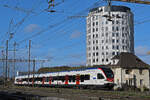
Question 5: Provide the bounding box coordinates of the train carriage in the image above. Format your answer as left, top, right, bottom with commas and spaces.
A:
15, 66, 114, 89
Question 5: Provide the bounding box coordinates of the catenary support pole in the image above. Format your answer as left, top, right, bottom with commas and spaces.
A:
28, 40, 31, 85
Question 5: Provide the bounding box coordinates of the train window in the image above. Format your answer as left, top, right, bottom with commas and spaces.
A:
53, 76, 57, 81
45, 77, 49, 82
36, 77, 42, 82
80, 75, 84, 82
72, 75, 76, 82
84, 75, 90, 80
69, 76, 72, 82
97, 73, 104, 79
102, 68, 114, 78
62, 76, 65, 82
29, 78, 32, 82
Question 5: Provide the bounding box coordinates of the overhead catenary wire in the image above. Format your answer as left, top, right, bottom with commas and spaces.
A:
16, 0, 105, 45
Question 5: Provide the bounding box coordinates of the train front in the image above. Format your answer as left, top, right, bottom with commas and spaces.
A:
102, 67, 115, 89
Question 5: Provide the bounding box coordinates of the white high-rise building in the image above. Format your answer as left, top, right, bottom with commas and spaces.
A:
86, 6, 134, 66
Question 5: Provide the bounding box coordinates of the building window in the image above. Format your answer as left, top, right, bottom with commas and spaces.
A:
96, 46, 98, 50
93, 22, 95, 26
116, 45, 119, 49
93, 53, 95, 56
122, 27, 125, 31
88, 47, 91, 50
93, 28, 95, 32
106, 59, 108, 62
140, 79, 143, 86
96, 40, 98, 44
102, 52, 104, 55
96, 16, 98, 20
93, 59, 95, 63
122, 33, 124, 37
93, 47, 95, 50
93, 34, 95, 38
106, 52, 108, 55
112, 39, 115, 43
116, 20, 119, 24
96, 28, 98, 32
93, 40, 95, 44
116, 39, 119, 43
112, 26, 115, 31
89, 53, 91, 57
88, 35, 91, 39
96, 34, 98, 38
112, 20, 114, 24
96, 52, 99, 56
122, 20, 124, 25
102, 46, 104, 50
112, 33, 115, 37
96, 22, 98, 25
117, 52, 119, 55
122, 46, 125, 50
96, 58, 98, 62
112, 52, 115, 55
106, 39, 108, 43
116, 27, 119, 31
102, 59, 104, 62
122, 39, 124, 43
106, 21, 108, 24
102, 40, 104, 43
125, 69, 130, 74
92, 16, 95, 21
106, 46, 108, 49
106, 33, 108, 37
112, 45, 115, 49
116, 33, 119, 37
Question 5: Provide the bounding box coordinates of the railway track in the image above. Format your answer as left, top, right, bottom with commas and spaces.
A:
0, 91, 41, 100
0, 86, 150, 100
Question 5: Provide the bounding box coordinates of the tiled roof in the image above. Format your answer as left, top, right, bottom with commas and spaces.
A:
111, 52, 150, 69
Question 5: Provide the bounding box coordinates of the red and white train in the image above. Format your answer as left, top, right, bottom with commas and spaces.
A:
15, 66, 114, 89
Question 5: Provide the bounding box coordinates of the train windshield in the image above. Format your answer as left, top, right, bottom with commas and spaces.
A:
102, 68, 114, 78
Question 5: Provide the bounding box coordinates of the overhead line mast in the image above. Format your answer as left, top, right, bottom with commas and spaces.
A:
112, 0, 150, 5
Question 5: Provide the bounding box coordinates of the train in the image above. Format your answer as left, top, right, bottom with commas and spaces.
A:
14, 66, 114, 89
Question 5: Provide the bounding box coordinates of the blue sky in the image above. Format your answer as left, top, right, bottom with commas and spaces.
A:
0, 0, 150, 73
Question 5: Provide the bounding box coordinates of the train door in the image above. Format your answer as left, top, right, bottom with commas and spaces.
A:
76, 74, 80, 85
97, 73, 105, 85
65, 75, 68, 85
32, 78, 34, 86
49, 76, 52, 85
42, 77, 45, 85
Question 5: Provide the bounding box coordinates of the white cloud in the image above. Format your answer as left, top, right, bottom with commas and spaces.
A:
135, 46, 150, 56
24, 24, 41, 33
70, 30, 81, 39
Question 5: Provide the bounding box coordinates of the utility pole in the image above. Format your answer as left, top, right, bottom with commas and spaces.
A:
5, 40, 8, 81
32, 59, 35, 87
28, 40, 31, 84
13, 42, 16, 79
1, 50, 5, 86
